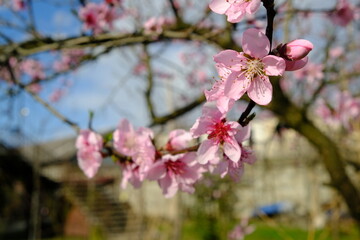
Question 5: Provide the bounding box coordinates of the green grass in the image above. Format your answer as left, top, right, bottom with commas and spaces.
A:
181, 220, 360, 240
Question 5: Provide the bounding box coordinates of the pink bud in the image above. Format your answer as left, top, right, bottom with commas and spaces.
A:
283, 39, 313, 61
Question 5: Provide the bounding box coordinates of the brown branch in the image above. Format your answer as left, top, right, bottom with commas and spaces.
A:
143, 45, 157, 120
0, 27, 226, 60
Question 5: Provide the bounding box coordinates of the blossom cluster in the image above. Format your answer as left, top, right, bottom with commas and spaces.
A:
78, 1, 121, 34
74, 0, 315, 200
75, 114, 255, 198
316, 91, 360, 130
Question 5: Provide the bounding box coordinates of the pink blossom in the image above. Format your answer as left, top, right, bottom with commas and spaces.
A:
186, 70, 208, 86
284, 57, 308, 71
275, 39, 313, 72
278, 39, 313, 61
316, 91, 360, 130
53, 49, 85, 72
79, 3, 119, 34
21, 59, 45, 80
12, 0, 25, 11
76, 130, 103, 178
294, 62, 324, 83
133, 62, 146, 75
190, 105, 242, 164
49, 89, 65, 103
214, 28, 285, 105
204, 76, 235, 114
165, 129, 193, 151
147, 152, 203, 198
143, 17, 175, 35
28, 83, 42, 94
228, 218, 255, 240
113, 119, 156, 188
209, 0, 261, 23
213, 126, 255, 181
120, 163, 143, 189
329, 46, 344, 58
330, 0, 355, 27
105, 0, 122, 6
0, 57, 20, 83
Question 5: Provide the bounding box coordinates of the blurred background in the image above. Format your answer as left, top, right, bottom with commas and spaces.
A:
0, 0, 360, 239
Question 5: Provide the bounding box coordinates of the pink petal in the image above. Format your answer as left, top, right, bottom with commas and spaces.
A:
285, 57, 308, 71
181, 152, 197, 165
263, 55, 285, 76
226, 5, 246, 23
209, 0, 231, 14
147, 161, 167, 180
247, 76, 273, 105
213, 160, 229, 178
213, 50, 244, 70
159, 175, 178, 198
77, 151, 102, 178
242, 28, 270, 58
217, 96, 235, 114
223, 137, 241, 162
246, 0, 261, 14
190, 117, 213, 137
197, 139, 219, 164
224, 72, 249, 100
235, 125, 250, 143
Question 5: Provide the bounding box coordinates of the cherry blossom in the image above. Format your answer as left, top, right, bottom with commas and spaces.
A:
21, 59, 45, 81
143, 17, 175, 35
76, 130, 104, 178
213, 126, 255, 181
330, 0, 355, 27
316, 91, 360, 130
191, 105, 242, 164
12, 0, 25, 11
277, 39, 313, 61
113, 119, 156, 188
209, 0, 261, 23
0, 57, 20, 83
27, 83, 42, 94
165, 129, 193, 151
275, 39, 313, 71
53, 49, 85, 72
147, 152, 203, 198
293, 62, 324, 84
214, 28, 285, 105
228, 218, 255, 240
79, 3, 119, 34
205, 65, 235, 114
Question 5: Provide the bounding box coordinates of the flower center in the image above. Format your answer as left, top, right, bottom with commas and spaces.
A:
243, 58, 265, 81
208, 119, 231, 144
165, 160, 186, 175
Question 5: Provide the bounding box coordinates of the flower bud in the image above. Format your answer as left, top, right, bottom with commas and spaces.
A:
281, 39, 313, 61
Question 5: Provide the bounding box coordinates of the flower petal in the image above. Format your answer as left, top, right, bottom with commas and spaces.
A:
224, 72, 249, 100
214, 50, 244, 70
209, 0, 231, 14
197, 139, 219, 164
223, 137, 241, 162
285, 57, 308, 71
159, 175, 178, 198
242, 28, 270, 58
263, 55, 285, 76
147, 161, 167, 180
247, 76, 273, 105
